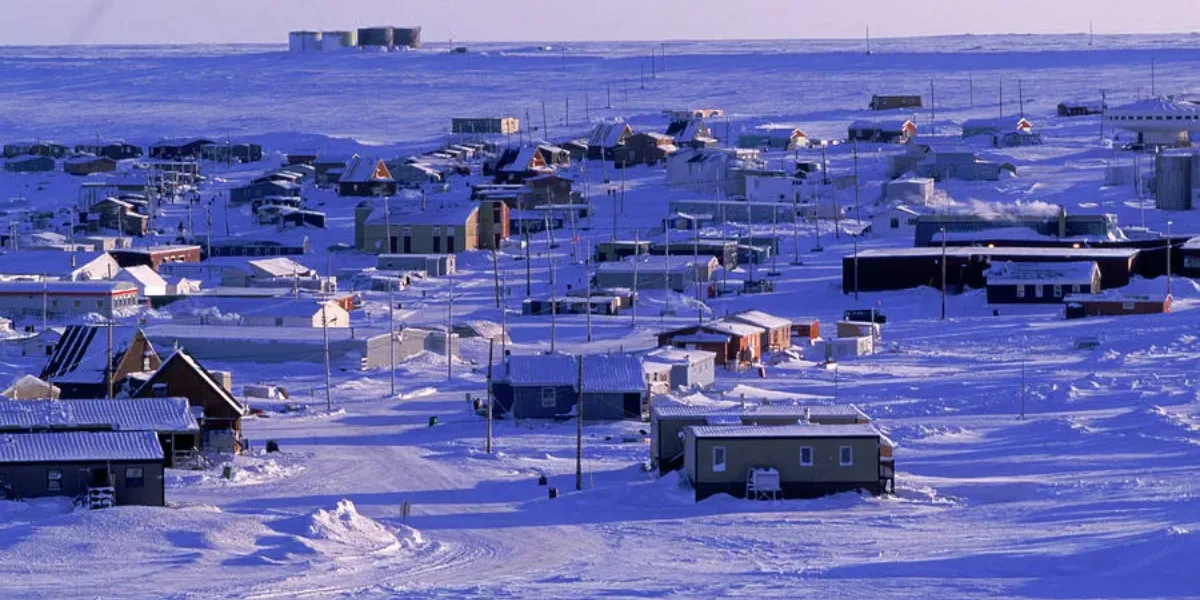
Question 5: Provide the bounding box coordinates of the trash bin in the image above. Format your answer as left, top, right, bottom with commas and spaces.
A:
428, 416, 438, 427
548, 487, 559, 499
537, 475, 548, 486
265, 440, 280, 453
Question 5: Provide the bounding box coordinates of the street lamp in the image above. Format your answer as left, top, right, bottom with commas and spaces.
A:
851, 229, 859, 301
940, 227, 947, 320
1167, 221, 1173, 298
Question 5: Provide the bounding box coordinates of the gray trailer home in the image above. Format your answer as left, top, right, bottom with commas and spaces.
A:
377, 253, 456, 276
682, 424, 893, 501
0, 397, 199, 467
651, 404, 870, 474
0, 430, 165, 506
643, 347, 716, 392
492, 353, 648, 420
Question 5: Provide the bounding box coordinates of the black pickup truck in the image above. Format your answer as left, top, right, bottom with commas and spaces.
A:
843, 309, 887, 324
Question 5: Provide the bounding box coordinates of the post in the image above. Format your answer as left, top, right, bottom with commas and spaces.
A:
486, 338, 494, 453
853, 233, 859, 300
929, 78, 936, 136
491, 248, 501, 308
575, 355, 584, 491
632, 230, 640, 327
1167, 221, 1173, 297
388, 277, 396, 398
541, 100, 549, 140
523, 212, 532, 296
852, 142, 861, 229
969, 72, 974, 107
940, 227, 948, 320
585, 256, 593, 342
41, 275, 47, 332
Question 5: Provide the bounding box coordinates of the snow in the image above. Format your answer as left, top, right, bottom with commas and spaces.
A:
0, 430, 162, 462
1, 33, 1200, 599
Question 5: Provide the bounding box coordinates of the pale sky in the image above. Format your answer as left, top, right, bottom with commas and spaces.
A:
1, 0, 1198, 45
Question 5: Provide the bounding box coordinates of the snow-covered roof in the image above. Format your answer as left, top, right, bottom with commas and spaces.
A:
703, 320, 763, 337
366, 202, 478, 226
726, 310, 791, 330
0, 280, 136, 295
853, 247, 1138, 259
505, 353, 645, 392
850, 119, 914, 131
986, 261, 1098, 285
117, 265, 167, 289
668, 333, 731, 344
644, 347, 717, 365
0, 251, 112, 277
588, 120, 631, 148
1063, 292, 1168, 303
499, 147, 543, 172
138, 350, 245, 415
168, 297, 341, 319
41, 326, 146, 385
341, 156, 393, 183
687, 423, 881, 439
247, 257, 313, 278
0, 430, 163, 463
595, 255, 715, 274
0, 397, 198, 432
961, 117, 1032, 131
653, 403, 867, 420
1106, 96, 1200, 119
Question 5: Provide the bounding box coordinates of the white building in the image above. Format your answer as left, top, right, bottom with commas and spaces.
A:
667, 148, 764, 192
1105, 97, 1200, 145
0, 251, 120, 282
0, 280, 139, 319
167, 297, 350, 328
115, 265, 168, 297
594, 255, 719, 293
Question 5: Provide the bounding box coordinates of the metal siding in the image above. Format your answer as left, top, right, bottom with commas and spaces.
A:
0, 459, 163, 506
693, 436, 878, 486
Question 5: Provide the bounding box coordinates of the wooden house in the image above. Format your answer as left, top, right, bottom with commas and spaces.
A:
791, 318, 820, 343
110, 245, 202, 270
657, 320, 763, 366
148, 138, 213, 160
682, 424, 893, 501
613, 132, 678, 166
3, 141, 70, 158
3, 155, 55, 172
642, 347, 716, 392
536, 143, 571, 166
665, 119, 716, 148
848, 119, 917, 143
230, 180, 301, 205
64, 155, 117, 176
986, 261, 1100, 304
89, 197, 148, 236
0, 431, 165, 506
489, 146, 551, 184
40, 325, 161, 399
356, 200, 500, 254
725, 310, 792, 352
74, 141, 142, 161
869, 94, 922, 110
338, 157, 397, 197
650, 403, 871, 474
587, 121, 633, 160
133, 349, 247, 453
491, 353, 647, 420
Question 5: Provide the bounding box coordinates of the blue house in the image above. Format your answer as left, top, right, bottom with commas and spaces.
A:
492, 353, 648, 420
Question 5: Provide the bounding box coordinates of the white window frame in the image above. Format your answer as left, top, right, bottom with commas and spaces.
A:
1053, 284, 1063, 298
125, 467, 145, 488
1016, 285, 1025, 298
799, 446, 814, 467
47, 468, 63, 491
540, 387, 557, 408
1034, 285, 1044, 298
712, 446, 727, 472
839, 445, 854, 466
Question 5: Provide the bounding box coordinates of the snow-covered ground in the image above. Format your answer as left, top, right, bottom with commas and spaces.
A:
1, 34, 1200, 598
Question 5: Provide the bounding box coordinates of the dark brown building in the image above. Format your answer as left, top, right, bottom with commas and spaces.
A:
134, 349, 247, 453
110, 245, 203, 270
613, 133, 677, 167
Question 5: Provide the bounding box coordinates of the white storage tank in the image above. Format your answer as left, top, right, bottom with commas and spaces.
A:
288, 31, 322, 52
320, 30, 356, 50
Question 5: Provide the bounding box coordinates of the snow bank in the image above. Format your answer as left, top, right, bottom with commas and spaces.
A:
276, 500, 424, 556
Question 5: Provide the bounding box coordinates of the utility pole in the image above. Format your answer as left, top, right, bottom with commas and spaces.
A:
1151, 58, 1156, 96
585, 255, 593, 342
321, 303, 332, 412
541, 100, 549, 140
930, 78, 936, 136
1018, 80, 1025, 119
486, 338, 494, 453
41, 275, 47, 332
565, 97, 570, 129
632, 230, 640, 327
852, 142, 861, 228
523, 214, 531, 296
383, 194, 396, 398
575, 355, 584, 491
940, 227, 948, 320
491, 247, 501, 308
447, 274, 455, 381
106, 317, 114, 400
969, 72, 974, 107
547, 212, 557, 353
852, 232, 859, 300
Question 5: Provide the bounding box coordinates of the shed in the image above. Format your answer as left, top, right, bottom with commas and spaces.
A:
1064, 293, 1171, 318
4, 156, 55, 172
643, 347, 716, 392
725, 310, 792, 352
1, 375, 60, 400
64, 155, 117, 176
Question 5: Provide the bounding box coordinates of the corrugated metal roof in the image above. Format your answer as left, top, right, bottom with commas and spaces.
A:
652, 403, 866, 420
688, 423, 881, 439
505, 353, 646, 392
726, 310, 791, 330
0, 430, 163, 463
0, 397, 198, 432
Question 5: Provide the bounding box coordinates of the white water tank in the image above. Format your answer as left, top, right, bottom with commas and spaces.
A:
320, 30, 356, 50
288, 31, 322, 52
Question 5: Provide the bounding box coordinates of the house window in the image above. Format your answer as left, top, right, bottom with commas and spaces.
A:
125, 467, 145, 488
1122, 300, 1136, 310
275, 317, 284, 326
1034, 285, 1044, 298
1053, 284, 1063, 298
447, 236, 456, 253
74, 300, 81, 308
47, 469, 63, 491
540, 387, 557, 408
1016, 285, 1025, 298
712, 446, 727, 472
96, 300, 103, 309
839, 446, 854, 466
1072, 284, 1081, 293
799, 446, 814, 466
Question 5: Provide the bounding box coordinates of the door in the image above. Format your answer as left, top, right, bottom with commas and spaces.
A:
90, 467, 111, 487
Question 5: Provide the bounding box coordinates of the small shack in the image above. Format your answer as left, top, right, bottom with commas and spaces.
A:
491, 353, 648, 420
0, 430, 165, 506
1064, 293, 1171, 319
869, 95, 922, 110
